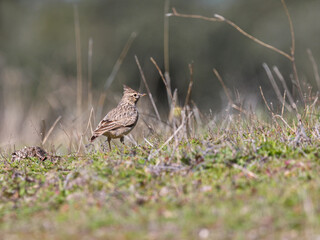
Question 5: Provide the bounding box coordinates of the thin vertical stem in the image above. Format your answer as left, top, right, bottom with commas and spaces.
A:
281, 0, 295, 56
104, 32, 137, 89
164, 0, 170, 74
281, 0, 304, 106
135, 55, 162, 122
88, 38, 93, 108
74, 5, 82, 120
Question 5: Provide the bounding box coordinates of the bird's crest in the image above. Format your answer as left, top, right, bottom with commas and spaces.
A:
123, 85, 138, 94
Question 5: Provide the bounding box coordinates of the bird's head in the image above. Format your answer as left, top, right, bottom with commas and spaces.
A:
122, 85, 146, 104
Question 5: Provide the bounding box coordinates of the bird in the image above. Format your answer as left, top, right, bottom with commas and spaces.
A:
90, 85, 146, 150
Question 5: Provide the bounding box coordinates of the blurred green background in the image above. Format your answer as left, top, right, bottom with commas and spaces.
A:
0, 0, 319, 145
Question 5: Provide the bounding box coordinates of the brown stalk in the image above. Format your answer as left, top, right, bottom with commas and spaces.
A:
96, 33, 136, 121
169, 8, 292, 61
183, 63, 194, 138
164, 0, 170, 74
150, 57, 173, 102
259, 86, 273, 116
307, 49, 320, 91
213, 69, 248, 115
184, 63, 194, 108
104, 32, 137, 89
281, 90, 286, 117
135, 55, 162, 122
150, 112, 192, 164
170, 1, 305, 106
42, 116, 62, 145
74, 5, 83, 122
213, 69, 232, 105
281, 0, 295, 56
84, 107, 94, 136
168, 8, 221, 23
40, 120, 46, 142
164, 1, 172, 105
273, 66, 297, 111
280, 0, 304, 105
259, 87, 288, 132
219, 15, 293, 61
273, 114, 295, 133
262, 63, 292, 112
88, 38, 93, 108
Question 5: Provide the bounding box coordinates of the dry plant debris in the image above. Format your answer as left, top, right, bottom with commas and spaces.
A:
11, 146, 55, 162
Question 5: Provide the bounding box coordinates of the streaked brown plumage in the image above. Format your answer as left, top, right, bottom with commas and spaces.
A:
90, 85, 145, 150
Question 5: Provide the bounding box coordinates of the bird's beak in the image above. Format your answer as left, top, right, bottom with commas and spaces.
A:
140, 93, 147, 97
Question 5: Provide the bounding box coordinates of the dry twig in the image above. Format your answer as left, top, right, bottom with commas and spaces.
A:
104, 32, 137, 89
273, 66, 297, 111
74, 5, 82, 121
149, 112, 192, 163
42, 116, 62, 145
262, 63, 292, 112
135, 55, 161, 122
184, 63, 194, 107
168, 8, 292, 61
150, 57, 173, 102
213, 69, 248, 115
307, 49, 320, 91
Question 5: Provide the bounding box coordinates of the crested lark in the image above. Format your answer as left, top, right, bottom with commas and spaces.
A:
90, 85, 146, 150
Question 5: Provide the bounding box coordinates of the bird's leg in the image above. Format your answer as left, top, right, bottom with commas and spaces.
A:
120, 136, 124, 144
108, 137, 112, 151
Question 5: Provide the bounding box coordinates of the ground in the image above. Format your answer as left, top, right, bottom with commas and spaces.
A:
1, 113, 320, 240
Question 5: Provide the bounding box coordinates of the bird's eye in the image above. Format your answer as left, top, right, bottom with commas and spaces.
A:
133, 93, 137, 97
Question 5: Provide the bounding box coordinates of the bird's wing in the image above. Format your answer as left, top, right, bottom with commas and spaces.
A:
92, 107, 137, 136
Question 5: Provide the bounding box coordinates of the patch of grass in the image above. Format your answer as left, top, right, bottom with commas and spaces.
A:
1, 112, 320, 239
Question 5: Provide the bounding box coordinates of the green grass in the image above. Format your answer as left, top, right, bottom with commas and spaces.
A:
1, 113, 320, 239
